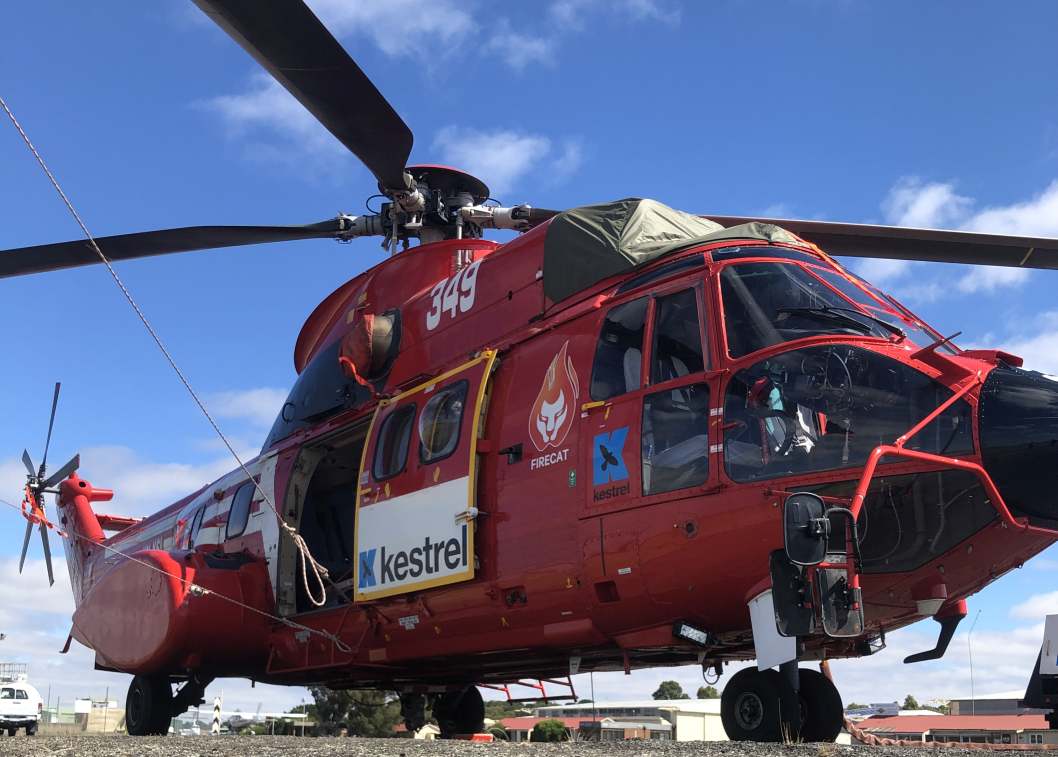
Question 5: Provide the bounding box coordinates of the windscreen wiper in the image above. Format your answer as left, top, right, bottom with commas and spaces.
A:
822, 306, 907, 340
776, 306, 905, 340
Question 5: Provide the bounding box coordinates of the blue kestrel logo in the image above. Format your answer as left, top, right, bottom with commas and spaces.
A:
358, 549, 377, 588
593, 426, 629, 486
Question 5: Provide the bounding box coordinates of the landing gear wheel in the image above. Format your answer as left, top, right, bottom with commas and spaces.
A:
400, 693, 427, 734
798, 668, 844, 742
125, 675, 173, 736
721, 667, 799, 742
434, 686, 484, 738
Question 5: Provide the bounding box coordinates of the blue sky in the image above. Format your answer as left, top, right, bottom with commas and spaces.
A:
2, 0, 1058, 713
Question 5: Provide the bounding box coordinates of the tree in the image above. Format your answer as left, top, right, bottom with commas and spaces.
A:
902, 694, 920, 710
531, 719, 570, 742
652, 681, 690, 700
308, 687, 401, 737
697, 685, 719, 699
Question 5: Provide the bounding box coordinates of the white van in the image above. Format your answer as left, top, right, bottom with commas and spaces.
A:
0, 677, 43, 736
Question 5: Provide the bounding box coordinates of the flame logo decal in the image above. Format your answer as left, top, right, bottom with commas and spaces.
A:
529, 341, 579, 452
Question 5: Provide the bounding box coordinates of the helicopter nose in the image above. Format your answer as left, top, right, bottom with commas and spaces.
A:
979, 366, 1058, 523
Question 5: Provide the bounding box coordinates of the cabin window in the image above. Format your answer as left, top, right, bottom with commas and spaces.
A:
590, 297, 648, 400
419, 381, 467, 464
14, 689, 27, 700
188, 507, 205, 548
720, 262, 897, 358
723, 345, 973, 483
373, 404, 416, 480
642, 382, 710, 495
0, 689, 12, 699
226, 482, 255, 540
651, 288, 705, 383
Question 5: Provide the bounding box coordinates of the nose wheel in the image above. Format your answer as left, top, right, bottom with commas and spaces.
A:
432, 686, 484, 739
720, 666, 843, 742
797, 668, 844, 742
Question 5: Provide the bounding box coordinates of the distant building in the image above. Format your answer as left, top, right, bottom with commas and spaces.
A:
948, 691, 1047, 716
532, 699, 726, 741
858, 714, 1055, 744
499, 716, 583, 742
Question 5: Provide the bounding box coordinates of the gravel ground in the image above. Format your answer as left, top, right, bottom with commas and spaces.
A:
0, 737, 1006, 757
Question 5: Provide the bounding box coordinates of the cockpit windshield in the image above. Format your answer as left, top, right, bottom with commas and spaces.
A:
721, 262, 903, 358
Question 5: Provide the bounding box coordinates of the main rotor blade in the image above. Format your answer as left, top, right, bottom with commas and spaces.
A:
0, 219, 349, 279
43, 453, 79, 490
18, 520, 33, 574
707, 216, 1058, 271
39, 521, 54, 586
21, 449, 35, 477
40, 381, 61, 473
193, 0, 414, 189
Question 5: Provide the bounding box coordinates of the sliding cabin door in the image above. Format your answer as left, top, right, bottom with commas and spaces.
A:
354, 351, 497, 602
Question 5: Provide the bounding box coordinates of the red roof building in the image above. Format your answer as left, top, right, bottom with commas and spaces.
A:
859, 714, 1054, 745
499, 717, 584, 742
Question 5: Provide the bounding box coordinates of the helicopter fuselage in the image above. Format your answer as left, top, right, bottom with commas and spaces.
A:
56, 221, 1058, 691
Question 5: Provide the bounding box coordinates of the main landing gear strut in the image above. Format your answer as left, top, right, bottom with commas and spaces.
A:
720, 665, 843, 743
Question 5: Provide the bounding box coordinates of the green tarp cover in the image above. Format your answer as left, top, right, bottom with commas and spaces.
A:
543, 198, 805, 302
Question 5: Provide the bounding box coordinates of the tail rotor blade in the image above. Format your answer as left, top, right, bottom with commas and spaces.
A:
21, 449, 35, 477
18, 520, 33, 573
43, 453, 79, 489
40, 382, 61, 473
39, 522, 55, 586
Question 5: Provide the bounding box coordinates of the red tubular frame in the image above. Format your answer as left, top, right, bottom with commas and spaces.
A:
821, 372, 1058, 601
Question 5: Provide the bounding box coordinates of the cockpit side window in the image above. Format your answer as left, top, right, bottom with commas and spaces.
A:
590, 298, 648, 401
723, 345, 973, 483
651, 288, 705, 383
720, 262, 895, 358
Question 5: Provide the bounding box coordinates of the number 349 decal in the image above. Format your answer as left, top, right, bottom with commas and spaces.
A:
425, 259, 482, 331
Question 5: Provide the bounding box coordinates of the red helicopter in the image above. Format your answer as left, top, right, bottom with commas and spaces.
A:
6, 0, 1058, 742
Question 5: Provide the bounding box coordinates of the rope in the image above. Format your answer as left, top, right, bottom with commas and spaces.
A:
0, 495, 351, 654
0, 94, 330, 608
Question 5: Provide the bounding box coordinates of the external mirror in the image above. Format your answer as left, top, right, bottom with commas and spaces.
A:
784, 492, 829, 566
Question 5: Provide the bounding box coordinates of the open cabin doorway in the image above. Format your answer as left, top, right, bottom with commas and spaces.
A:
278, 420, 370, 615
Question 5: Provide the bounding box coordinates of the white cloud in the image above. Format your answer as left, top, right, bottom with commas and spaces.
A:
208, 387, 287, 429
433, 127, 580, 197
855, 177, 1058, 298
485, 23, 556, 71
198, 74, 351, 170
307, 0, 475, 58
72, 445, 253, 517
0, 445, 253, 521
882, 177, 972, 228
551, 139, 585, 183
1002, 328, 1058, 376
855, 257, 913, 285
1012, 590, 1058, 620
956, 265, 1031, 294
549, 0, 680, 28
963, 179, 1058, 237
